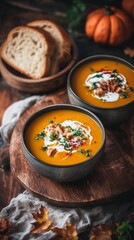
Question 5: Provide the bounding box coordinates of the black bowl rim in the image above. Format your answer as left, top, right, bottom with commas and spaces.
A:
67, 54, 134, 110
22, 104, 106, 169
0, 39, 78, 83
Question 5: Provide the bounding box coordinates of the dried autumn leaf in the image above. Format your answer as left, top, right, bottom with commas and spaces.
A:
0, 216, 12, 239
89, 224, 112, 240
124, 47, 134, 58
30, 205, 52, 234
52, 223, 79, 240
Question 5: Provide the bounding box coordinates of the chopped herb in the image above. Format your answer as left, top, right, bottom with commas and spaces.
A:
49, 120, 53, 123
120, 92, 128, 98
78, 149, 83, 154
35, 130, 45, 140
56, 122, 61, 126
73, 129, 82, 136
92, 82, 97, 89
64, 138, 69, 141
59, 138, 68, 144
50, 132, 57, 141
88, 66, 94, 72
93, 74, 102, 78
112, 69, 117, 73
100, 98, 106, 102
82, 137, 88, 140
115, 77, 123, 84
64, 142, 69, 149
66, 125, 74, 131
41, 146, 48, 151
85, 150, 91, 157
128, 87, 134, 91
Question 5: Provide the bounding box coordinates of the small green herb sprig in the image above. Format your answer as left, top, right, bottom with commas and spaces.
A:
35, 130, 45, 140
116, 220, 134, 240
78, 148, 91, 157
120, 92, 128, 98
50, 132, 57, 141
63, 0, 86, 29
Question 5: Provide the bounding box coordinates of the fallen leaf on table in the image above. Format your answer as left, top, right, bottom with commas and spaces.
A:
0, 216, 12, 239
89, 218, 134, 240
89, 224, 113, 240
52, 223, 79, 240
124, 47, 134, 58
30, 205, 52, 234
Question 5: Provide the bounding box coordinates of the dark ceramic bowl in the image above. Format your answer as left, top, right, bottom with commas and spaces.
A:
22, 104, 105, 182
0, 39, 78, 93
67, 55, 134, 126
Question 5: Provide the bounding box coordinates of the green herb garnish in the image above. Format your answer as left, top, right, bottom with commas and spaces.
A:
41, 146, 48, 151
115, 77, 123, 84
112, 69, 117, 73
50, 132, 57, 141
56, 122, 61, 126
64, 141, 70, 149
78, 149, 83, 154
82, 137, 88, 140
128, 87, 134, 91
120, 92, 128, 98
85, 150, 91, 157
73, 129, 82, 136
49, 120, 53, 123
35, 130, 45, 140
92, 82, 97, 89
93, 74, 102, 78
66, 125, 74, 131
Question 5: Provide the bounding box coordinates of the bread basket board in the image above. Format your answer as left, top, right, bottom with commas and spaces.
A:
10, 89, 134, 207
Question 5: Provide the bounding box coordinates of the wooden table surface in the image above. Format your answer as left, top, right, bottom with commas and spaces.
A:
0, 0, 134, 213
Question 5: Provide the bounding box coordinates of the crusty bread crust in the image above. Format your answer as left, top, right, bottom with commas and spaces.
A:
0, 26, 55, 79
27, 20, 72, 69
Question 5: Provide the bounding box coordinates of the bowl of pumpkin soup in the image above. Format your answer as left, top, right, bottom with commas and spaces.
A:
67, 55, 134, 126
22, 104, 105, 182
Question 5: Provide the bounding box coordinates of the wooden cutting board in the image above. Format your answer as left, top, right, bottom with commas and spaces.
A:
10, 89, 134, 207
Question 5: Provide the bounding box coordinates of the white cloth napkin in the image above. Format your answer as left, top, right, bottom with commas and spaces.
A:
0, 95, 41, 143
0, 97, 134, 240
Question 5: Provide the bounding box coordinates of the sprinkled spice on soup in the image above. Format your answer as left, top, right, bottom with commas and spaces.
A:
72, 59, 134, 108
25, 109, 103, 166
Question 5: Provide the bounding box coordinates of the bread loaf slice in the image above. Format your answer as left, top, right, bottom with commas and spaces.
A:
0, 26, 55, 79
27, 20, 72, 71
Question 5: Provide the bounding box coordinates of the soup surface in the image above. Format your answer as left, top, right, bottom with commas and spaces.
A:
25, 109, 103, 166
72, 59, 134, 108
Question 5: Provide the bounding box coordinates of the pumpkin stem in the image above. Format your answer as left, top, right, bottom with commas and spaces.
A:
105, 6, 114, 15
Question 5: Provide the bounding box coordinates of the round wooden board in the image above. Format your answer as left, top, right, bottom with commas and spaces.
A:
10, 89, 134, 206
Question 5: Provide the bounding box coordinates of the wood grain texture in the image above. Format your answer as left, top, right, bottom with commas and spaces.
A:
0, 146, 24, 209
10, 89, 134, 206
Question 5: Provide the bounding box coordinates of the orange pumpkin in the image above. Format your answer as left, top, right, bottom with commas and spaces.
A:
85, 6, 134, 45
122, 0, 134, 19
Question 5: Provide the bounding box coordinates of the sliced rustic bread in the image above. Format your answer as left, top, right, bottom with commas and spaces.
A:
0, 26, 55, 79
27, 20, 72, 70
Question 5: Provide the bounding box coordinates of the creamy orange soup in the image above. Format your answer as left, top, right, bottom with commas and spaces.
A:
72, 59, 134, 108
25, 109, 103, 166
